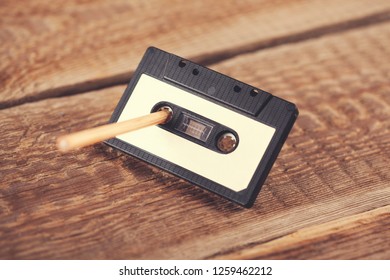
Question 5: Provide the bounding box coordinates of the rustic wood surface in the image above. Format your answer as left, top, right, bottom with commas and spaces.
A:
0, 0, 389, 259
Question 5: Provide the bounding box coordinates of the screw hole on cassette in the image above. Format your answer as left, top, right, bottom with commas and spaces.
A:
192, 68, 199, 75
178, 60, 187, 68
234, 85, 241, 93
250, 89, 259, 97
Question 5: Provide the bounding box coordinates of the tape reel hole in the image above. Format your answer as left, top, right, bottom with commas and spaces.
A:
217, 132, 238, 153
192, 68, 199, 75
178, 60, 187, 68
250, 89, 259, 97
234, 85, 241, 93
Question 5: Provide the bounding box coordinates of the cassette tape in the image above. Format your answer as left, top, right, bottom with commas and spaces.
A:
106, 47, 298, 207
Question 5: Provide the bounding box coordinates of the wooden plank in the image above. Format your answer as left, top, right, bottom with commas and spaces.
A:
213, 206, 390, 259
1, 22, 390, 259
1, 0, 389, 108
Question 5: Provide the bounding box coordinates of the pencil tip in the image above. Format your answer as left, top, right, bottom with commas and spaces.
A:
57, 137, 69, 152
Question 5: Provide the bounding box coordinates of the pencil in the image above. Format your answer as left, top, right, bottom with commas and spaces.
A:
57, 109, 171, 152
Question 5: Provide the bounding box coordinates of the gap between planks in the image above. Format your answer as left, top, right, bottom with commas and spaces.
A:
1, 10, 389, 111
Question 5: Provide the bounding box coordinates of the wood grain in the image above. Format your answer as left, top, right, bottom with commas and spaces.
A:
214, 206, 390, 259
1, 0, 390, 108
1, 21, 389, 259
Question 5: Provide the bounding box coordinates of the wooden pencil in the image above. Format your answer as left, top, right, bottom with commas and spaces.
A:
57, 110, 170, 152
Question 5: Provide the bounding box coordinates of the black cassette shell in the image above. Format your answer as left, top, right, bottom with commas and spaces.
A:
106, 47, 298, 208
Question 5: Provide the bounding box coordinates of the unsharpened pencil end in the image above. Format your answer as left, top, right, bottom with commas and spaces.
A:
57, 137, 70, 152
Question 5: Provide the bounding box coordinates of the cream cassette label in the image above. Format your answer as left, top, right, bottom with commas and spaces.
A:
116, 74, 275, 192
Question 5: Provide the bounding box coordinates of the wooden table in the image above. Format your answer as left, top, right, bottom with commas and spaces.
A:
1, 0, 389, 259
